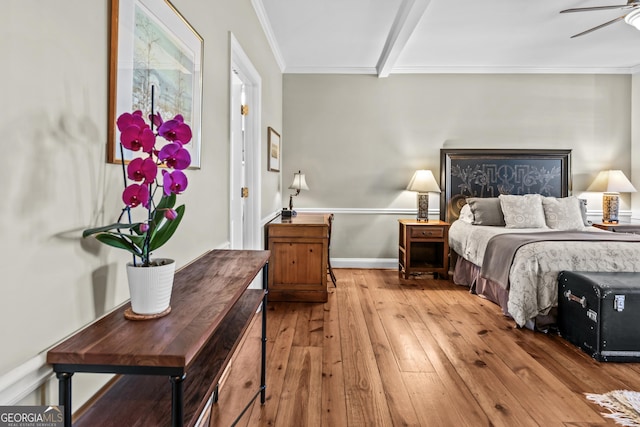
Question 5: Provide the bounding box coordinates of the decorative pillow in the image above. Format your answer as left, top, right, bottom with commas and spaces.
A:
467, 197, 505, 226
458, 203, 474, 223
499, 194, 547, 229
579, 198, 592, 226
542, 196, 585, 230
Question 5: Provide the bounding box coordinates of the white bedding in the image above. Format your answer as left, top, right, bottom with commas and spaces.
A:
449, 221, 640, 326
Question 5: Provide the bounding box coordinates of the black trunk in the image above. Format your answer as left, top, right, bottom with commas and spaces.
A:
558, 270, 640, 362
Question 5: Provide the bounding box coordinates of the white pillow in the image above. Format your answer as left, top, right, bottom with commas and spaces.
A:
458, 204, 474, 223
499, 194, 547, 229
542, 196, 585, 231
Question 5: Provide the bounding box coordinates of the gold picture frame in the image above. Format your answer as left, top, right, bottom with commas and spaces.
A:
108, 0, 203, 168
268, 127, 281, 172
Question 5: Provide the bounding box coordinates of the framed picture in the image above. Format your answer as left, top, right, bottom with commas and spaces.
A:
440, 149, 571, 222
268, 127, 281, 172
108, 0, 203, 168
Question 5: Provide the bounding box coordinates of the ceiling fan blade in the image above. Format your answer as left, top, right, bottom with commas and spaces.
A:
561, 5, 632, 13
570, 15, 627, 38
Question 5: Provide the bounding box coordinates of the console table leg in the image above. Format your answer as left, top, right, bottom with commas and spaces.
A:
170, 373, 186, 427
56, 372, 73, 427
260, 262, 268, 404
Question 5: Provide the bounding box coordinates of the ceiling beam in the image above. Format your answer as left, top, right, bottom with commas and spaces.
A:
376, 0, 432, 78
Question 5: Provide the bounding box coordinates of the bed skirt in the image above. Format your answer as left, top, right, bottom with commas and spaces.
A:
452, 255, 556, 332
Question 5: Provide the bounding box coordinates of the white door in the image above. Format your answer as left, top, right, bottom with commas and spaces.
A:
230, 70, 245, 249
229, 35, 262, 256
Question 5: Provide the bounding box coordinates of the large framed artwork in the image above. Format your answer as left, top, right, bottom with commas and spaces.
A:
440, 149, 571, 222
108, 0, 203, 168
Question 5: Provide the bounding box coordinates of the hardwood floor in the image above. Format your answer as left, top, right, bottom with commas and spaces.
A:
209, 269, 640, 426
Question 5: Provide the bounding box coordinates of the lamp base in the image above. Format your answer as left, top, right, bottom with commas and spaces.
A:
416, 193, 429, 221
602, 193, 620, 224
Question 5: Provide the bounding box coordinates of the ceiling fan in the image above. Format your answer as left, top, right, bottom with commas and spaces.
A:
560, 0, 640, 38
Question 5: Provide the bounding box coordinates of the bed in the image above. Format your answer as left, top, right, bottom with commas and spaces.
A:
440, 149, 640, 330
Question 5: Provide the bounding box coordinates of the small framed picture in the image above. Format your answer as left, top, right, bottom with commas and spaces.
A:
268, 127, 281, 172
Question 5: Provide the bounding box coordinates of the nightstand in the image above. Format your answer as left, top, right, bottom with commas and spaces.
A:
592, 223, 619, 231
593, 223, 640, 234
398, 219, 450, 279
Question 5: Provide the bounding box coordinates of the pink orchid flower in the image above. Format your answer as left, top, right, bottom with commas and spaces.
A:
127, 157, 158, 184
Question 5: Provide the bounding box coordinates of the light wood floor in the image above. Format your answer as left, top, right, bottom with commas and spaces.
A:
209, 269, 640, 426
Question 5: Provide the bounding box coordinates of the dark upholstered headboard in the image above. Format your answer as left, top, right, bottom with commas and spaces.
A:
440, 149, 571, 223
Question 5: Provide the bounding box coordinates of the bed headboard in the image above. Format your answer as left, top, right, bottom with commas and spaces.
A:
440, 149, 571, 222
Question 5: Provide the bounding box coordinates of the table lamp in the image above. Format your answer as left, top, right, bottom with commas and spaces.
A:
407, 170, 441, 221
587, 170, 637, 224
288, 170, 309, 213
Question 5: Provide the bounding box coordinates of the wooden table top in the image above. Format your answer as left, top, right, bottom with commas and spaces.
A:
398, 219, 449, 226
47, 249, 270, 370
269, 213, 330, 226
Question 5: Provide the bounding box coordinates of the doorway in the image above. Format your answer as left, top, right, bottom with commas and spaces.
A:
229, 34, 262, 252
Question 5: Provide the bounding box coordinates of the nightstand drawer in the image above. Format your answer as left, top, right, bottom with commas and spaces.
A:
409, 226, 444, 239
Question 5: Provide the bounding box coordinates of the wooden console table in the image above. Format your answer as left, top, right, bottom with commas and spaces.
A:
265, 213, 330, 302
46, 249, 269, 427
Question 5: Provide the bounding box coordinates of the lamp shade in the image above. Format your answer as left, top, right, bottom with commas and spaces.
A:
407, 170, 441, 193
288, 171, 309, 191
586, 170, 637, 193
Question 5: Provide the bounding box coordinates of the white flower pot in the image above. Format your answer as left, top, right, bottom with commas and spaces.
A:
126, 258, 176, 315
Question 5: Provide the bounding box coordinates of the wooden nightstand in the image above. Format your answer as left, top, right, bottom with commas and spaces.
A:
592, 223, 618, 231
593, 223, 640, 234
398, 219, 450, 280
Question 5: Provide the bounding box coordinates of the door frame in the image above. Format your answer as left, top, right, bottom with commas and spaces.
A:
229, 33, 262, 250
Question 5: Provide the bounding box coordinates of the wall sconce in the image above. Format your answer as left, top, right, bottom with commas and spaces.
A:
287, 170, 309, 213
407, 170, 441, 221
587, 170, 637, 224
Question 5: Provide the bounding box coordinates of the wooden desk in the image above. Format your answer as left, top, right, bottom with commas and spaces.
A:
47, 250, 269, 427
265, 213, 330, 302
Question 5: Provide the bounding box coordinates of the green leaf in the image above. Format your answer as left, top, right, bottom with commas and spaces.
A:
157, 193, 177, 210
149, 204, 185, 251
95, 233, 140, 255
83, 223, 139, 238
152, 194, 176, 226
125, 234, 146, 248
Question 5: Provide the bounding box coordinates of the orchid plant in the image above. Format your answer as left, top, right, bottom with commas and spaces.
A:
83, 110, 192, 267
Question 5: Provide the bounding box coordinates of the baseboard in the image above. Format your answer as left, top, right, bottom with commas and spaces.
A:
331, 258, 397, 269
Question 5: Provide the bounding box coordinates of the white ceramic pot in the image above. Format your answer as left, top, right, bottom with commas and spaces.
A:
126, 258, 176, 315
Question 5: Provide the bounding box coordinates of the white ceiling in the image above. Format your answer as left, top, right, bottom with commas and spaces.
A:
254, 0, 640, 76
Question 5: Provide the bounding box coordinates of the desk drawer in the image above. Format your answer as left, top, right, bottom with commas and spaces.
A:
409, 226, 444, 239
267, 225, 327, 238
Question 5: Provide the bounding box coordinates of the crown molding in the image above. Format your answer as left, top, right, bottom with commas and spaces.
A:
251, 0, 286, 72
282, 65, 639, 75
388, 65, 638, 75
283, 66, 378, 75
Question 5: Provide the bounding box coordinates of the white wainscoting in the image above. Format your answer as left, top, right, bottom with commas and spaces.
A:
0, 353, 52, 405
294, 207, 632, 269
